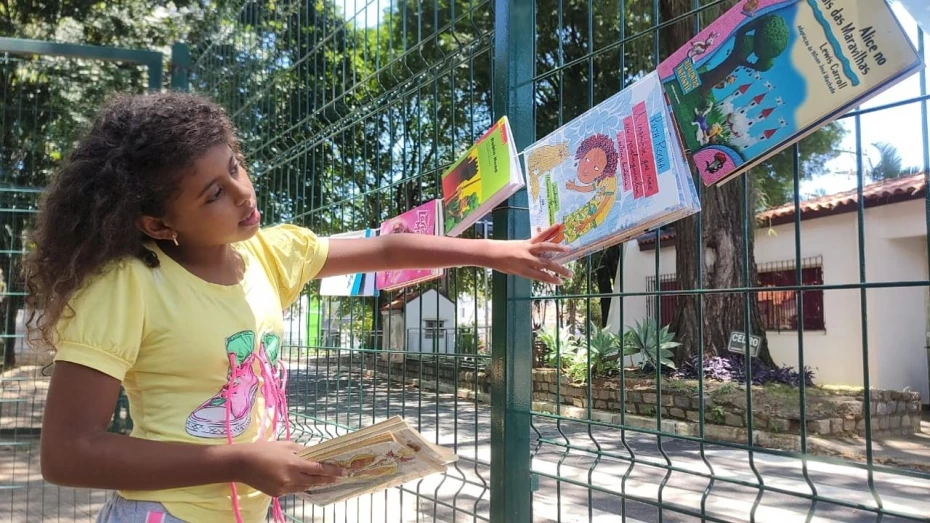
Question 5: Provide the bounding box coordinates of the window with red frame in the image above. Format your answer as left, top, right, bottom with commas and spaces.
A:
757, 257, 825, 331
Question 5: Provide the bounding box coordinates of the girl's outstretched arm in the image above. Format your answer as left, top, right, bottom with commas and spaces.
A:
40, 362, 345, 497
316, 224, 573, 285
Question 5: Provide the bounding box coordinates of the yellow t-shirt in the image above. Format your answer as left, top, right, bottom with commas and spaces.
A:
53, 224, 329, 523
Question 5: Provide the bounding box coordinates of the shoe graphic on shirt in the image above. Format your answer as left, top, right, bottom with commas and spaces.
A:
185, 330, 259, 438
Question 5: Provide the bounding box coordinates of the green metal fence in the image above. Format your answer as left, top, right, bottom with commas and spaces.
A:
0, 0, 923, 521
0, 41, 168, 520
188, 1, 930, 522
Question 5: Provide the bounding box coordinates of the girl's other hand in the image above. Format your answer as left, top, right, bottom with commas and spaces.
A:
236, 441, 346, 497
487, 224, 573, 285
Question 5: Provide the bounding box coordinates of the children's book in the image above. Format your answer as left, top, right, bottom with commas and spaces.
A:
375, 200, 444, 291
296, 416, 458, 507
441, 117, 526, 237
896, 0, 930, 36
319, 229, 379, 297
658, 0, 923, 186
525, 71, 701, 264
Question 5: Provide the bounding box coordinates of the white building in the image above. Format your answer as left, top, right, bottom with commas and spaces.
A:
380, 289, 458, 354
608, 174, 930, 404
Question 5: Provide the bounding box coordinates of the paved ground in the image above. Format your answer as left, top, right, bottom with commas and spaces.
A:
0, 357, 928, 522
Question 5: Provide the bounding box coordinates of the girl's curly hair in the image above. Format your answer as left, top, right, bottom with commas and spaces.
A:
23, 91, 242, 348
574, 133, 618, 181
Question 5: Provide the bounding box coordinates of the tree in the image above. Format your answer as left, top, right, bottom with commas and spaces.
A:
653, 0, 845, 366
700, 14, 790, 95
0, 1, 229, 368
869, 142, 920, 181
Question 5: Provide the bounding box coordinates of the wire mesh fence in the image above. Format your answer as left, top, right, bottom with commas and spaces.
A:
187, 1, 930, 522
0, 0, 923, 521
0, 52, 150, 521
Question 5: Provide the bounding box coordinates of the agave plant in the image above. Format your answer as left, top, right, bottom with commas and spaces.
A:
536, 325, 578, 368
622, 319, 681, 372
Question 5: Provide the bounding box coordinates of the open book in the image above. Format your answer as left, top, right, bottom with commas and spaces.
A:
295, 416, 458, 506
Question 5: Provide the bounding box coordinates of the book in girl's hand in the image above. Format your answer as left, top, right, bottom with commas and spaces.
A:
296, 416, 457, 506
525, 71, 701, 264
440, 116, 525, 237
319, 229, 379, 297
375, 199, 444, 291
658, 0, 923, 186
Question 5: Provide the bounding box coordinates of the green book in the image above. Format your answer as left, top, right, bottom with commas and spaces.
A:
441, 116, 525, 237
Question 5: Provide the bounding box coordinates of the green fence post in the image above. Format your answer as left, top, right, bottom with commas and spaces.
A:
170, 42, 190, 91
490, 0, 535, 520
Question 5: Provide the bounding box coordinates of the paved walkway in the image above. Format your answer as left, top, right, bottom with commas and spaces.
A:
1, 358, 928, 522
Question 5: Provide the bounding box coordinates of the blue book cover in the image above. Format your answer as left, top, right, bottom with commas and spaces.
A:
525, 71, 701, 263
658, 0, 923, 186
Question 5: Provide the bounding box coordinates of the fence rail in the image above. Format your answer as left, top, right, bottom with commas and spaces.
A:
0, 0, 927, 522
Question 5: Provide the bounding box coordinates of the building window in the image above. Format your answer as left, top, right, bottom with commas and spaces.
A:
424, 319, 446, 339
645, 274, 679, 327
758, 256, 825, 332
646, 256, 825, 333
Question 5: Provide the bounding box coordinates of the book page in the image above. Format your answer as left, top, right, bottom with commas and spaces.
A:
297, 427, 456, 507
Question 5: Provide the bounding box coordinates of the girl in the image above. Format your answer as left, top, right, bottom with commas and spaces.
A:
29, 91, 571, 523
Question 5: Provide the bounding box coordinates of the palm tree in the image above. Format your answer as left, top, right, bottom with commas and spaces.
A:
869, 142, 921, 181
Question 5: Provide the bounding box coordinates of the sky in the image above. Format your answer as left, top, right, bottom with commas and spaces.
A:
336, 0, 930, 201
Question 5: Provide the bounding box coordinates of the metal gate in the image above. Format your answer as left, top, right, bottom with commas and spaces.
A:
0, 38, 187, 521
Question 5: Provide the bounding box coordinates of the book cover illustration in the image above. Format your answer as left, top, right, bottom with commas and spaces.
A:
658, 0, 923, 186
441, 116, 525, 237
525, 71, 700, 264
375, 200, 443, 292
296, 417, 457, 506
319, 229, 379, 297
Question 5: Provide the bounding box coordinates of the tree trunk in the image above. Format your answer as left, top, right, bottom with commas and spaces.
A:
670, 178, 774, 365
660, 0, 774, 367
596, 247, 621, 327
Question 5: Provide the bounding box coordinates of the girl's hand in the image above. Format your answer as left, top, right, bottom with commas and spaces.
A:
236, 441, 347, 497
486, 224, 573, 285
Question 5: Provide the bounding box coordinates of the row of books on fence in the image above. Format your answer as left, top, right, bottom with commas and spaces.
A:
320, 0, 925, 296
303, 0, 926, 507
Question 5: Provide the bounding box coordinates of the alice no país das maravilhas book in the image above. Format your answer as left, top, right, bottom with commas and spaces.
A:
525, 71, 701, 264
658, 0, 923, 187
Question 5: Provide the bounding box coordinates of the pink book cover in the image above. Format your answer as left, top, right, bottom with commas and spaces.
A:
375, 199, 443, 292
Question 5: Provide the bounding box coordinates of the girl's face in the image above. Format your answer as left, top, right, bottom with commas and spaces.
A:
577, 147, 607, 184
147, 143, 260, 247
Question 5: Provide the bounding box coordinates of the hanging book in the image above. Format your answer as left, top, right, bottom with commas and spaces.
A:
441, 116, 526, 237
319, 229, 379, 297
658, 0, 923, 186
376, 200, 444, 291
525, 71, 701, 264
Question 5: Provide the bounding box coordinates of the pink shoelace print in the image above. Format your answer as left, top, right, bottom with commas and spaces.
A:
224, 348, 292, 523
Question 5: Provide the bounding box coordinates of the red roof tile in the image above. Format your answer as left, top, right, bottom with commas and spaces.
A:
757, 172, 926, 225
637, 173, 927, 249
